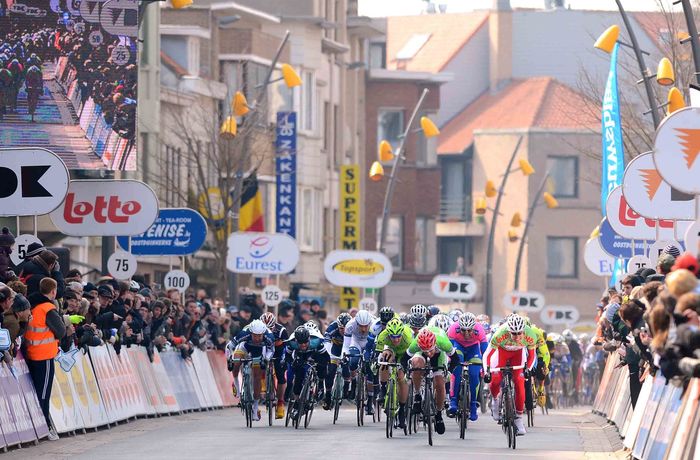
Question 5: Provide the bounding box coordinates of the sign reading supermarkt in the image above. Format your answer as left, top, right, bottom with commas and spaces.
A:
323, 250, 393, 288
227, 232, 300, 274
117, 208, 207, 256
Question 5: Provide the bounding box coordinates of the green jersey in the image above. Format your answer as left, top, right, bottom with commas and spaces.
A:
375, 324, 413, 357
489, 324, 538, 352
408, 326, 455, 356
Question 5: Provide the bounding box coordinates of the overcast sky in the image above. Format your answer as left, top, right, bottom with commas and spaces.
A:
358, 0, 670, 16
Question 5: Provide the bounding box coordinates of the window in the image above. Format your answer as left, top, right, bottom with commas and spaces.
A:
547, 156, 578, 198
298, 70, 316, 132
396, 33, 431, 60
333, 104, 341, 168
377, 108, 404, 153
323, 101, 331, 152
417, 112, 437, 166
440, 153, 472, 222
369, 42, 386, 69
377, 216, 403, 270
300, 188, 320, 251
415, 217, 437, 273
439, 237, 473, 275
547, 237, 578, 278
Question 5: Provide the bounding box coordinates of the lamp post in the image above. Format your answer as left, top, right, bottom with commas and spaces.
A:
512, 171, 559, 290
483, 136, 525, 319
676, 0, 700, 86
372, 88, 438, 307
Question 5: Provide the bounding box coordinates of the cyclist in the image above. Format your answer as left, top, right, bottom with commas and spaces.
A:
483, 314, 537, 436
399, 312, 408, 324
260, 312, 289, 419
364, 307, 396, 409
342, 309, 375, 414
447, 312, 487, 420
24, 64, 43, 121
227, 319, 275, 421
448, 309, 463, 323
407, 311, 427, 337
428, 313, 452, 333
286, 326, 329, 421
549, 333, 572, 403
410, 304, 428, 318
323, 312, 352, 409
426, 305, 441, 321
375, 318, 413, 429
408, 327, 459, 435
527, 321, 550, 409
562, 329, 583, 404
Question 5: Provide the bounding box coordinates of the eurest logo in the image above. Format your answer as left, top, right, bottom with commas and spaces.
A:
249, 236, 273, 259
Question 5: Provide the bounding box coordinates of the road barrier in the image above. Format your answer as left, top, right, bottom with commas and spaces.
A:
0, 347, 235, 451
593, 354, 699, 459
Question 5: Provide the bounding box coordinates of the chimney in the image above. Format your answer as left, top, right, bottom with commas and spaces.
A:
489, 0, 512, 91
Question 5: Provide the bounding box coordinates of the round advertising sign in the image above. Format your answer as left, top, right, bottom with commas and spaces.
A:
323, 250, 393, 288
584, 238, 615, 277
107, 251, 137, 280
654, 107, 700, 194
684, 220, 700, 257
111, 45, 130, 66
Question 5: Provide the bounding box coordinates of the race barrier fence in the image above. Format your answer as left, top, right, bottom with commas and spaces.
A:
593, 354, 699, 459
0, 347, 236, 451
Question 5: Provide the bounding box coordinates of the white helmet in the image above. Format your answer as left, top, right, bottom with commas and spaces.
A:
410, 304, 428, 317
458, 312, 477, 331
355, 310, 373, 326
304, 320, 320, 332
248, 319, 268, 335
429, 314, 452, 332
506, 314, 525, 334
562, 329, 575, 340
448, 309, 463, 322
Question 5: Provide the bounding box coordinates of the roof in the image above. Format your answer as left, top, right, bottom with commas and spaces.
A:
437, 77, 598, 154
632, 11, 684, 51
385, 12, 488, 73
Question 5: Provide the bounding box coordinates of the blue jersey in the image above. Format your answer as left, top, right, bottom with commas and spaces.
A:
233, 329, 275, 350
285, 333, 326, 362
324, 320, 345, 357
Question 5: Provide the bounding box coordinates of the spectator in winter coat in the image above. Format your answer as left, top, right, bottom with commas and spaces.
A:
0, 227, 15, 284
20, 249, 65, 299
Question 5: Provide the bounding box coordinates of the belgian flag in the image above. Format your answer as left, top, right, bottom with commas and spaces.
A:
239, 172, 264, 232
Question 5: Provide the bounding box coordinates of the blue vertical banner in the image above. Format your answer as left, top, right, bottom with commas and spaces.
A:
601, 42, 625, 215
276, 112, 297, 237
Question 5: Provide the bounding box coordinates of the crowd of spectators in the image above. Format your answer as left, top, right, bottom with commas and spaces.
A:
593, 244, 700, 408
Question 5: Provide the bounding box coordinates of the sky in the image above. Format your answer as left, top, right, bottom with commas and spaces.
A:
358, 0, 670, 16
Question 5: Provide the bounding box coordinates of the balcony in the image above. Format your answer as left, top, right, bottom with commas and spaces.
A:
437, 197, 486, 237
218, 29, 290, 63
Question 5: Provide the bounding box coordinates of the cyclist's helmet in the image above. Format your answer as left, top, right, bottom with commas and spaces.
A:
399, 312, 409, 324
410, 304, 428, 317
506, 314, 525, 334
555, 334, 566, 344
379, 306, 395, 325
249, 319, 267, 335
260, 312, 276, 328
355, 309, 373, 326
458, 312, 477, 331
337, 312, 352, 327
448, 309, 463, 322
546, 332, 559, 342
385, 318, 404, 337
579, 333, 590, 342
294, 326, 310, 344
304, 320, 320, 332
562, 329, 575, 340
427, 305, 441, 318
482, 322, 492, 335
408, 312, 427, 329
416, 328, 437, 351
428, 314, 452, 332
476, 314, 491, 324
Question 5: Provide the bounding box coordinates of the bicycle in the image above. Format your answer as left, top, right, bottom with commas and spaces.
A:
330, 357, 347, 425
525, 373, 536, 428
491, 363, 525, 449
409, 362, 441, 446
378, 361, 407, 438
231, 358, 255, 428
455, 357, 482, 439
295, 361, 319, 429
264, 358, 277, 426
352, 353, 367, 427
407, 378, 419, 435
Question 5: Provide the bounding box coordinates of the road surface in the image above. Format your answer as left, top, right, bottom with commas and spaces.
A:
4, 406, 623, 459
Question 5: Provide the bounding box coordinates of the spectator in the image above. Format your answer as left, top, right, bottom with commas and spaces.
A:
19, 249, 65, 299
4, 294, 30, 356
0, 227, 15, 283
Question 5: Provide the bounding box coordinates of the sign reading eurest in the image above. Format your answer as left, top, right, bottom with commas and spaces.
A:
226, 232, 299, 274
323, 250, 393, 288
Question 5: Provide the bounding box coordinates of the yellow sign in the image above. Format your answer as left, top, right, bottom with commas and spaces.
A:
333, 259, 384, 276
340, 165, 360, 310
197, 187, 231, 220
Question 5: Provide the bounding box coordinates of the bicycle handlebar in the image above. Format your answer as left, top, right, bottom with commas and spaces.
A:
490, 364, 526, 371
377, 361, 402, 367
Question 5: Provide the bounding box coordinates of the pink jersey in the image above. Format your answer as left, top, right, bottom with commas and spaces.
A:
447, 321, 486, 348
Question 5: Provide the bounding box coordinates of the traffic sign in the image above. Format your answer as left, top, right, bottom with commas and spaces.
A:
107, 251, 137, 280
648, 239, 684, 267
502, 291, 545, 313
9, 234, 42, 267
430, 275, 477, 300
584, 238, 615, 277
684, 220, 700, 256
540, 306, 580, 326
654, 107, 700, 194
117, 208, 207, 256
359, 297, 378, 314
163, 270, 190, 293
0, 148, 69, 216
627, 255, 652, 273
261, 285, 283, 307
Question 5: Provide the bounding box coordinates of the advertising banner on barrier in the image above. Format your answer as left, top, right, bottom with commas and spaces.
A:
207, 351, 237, 407
0, 2, 138, 170
128, 348, 168, 414
632, 374, 666, 459
0, 363, 36, 445
149, 350, 180, 414
13, 356, 50, 439
160, 351, 200, 411
192, 349, 223, 408
276, 111, 297, 238
106, 344, 149, 417
117, 208, 207, 256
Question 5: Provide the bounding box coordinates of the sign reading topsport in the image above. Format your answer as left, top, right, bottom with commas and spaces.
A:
227, 232, 300, 275
430, 275, 477, 300
323, 250, 393, 288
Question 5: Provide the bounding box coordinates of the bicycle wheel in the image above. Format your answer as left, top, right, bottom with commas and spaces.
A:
424, 383, 433, 446
407, 380, 415, 435
332, 371, 343, 425
266, 369, 275, 426
479, 379, 487, 414
385, 378, 395, 438
295, 382, 307, 430
285, 398, 293, 427
356, 375, 365, 427
459, 372, 469, 439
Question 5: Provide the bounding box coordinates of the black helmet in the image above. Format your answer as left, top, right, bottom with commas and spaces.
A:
427, 305, 440, 318
337, 312, 351, 327
379, 306, 395, 325
408, 312, 427, 329
279, 299, 297, 310
294, 326, 310, 344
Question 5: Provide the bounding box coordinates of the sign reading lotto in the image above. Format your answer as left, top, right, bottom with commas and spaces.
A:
605, 186, 691, 241
502, 290, 545, 313
117, 208, 207, 256
0, 148, 69, 216
540, 306, 580, 325
0, 4, 138, 170
430, 275, 477, 300
50, 180, 158, 236
339, 165, 361, 310
622, 152, 695, 221
654, 107, 700, 194
226, 232, 299, 275
275, 112, 297, 237
323, 250, 393, 288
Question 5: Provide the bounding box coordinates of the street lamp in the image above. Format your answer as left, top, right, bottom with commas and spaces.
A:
370, 88, 439, 306
675, 0, 700, 86
483, 136, 533, 318
667, 87, 686, 114
512, 172, 559, 291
